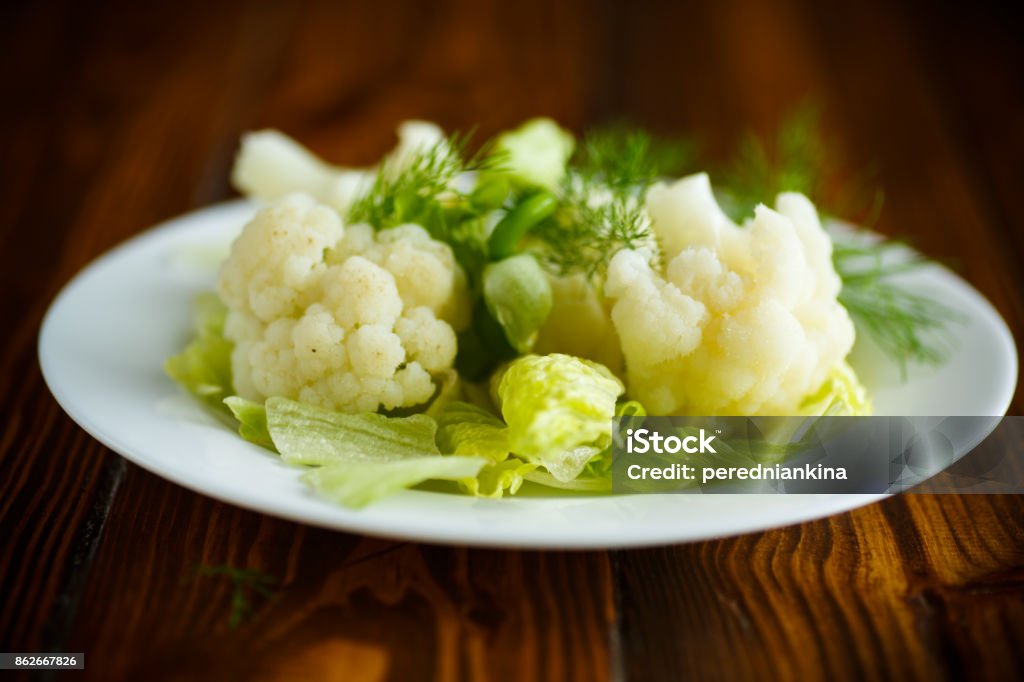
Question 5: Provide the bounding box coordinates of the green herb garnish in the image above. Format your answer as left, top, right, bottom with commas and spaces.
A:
534, 186, 651, 278
716, 103, 827, 221
833, 240, 964, 376
192, 564, 277, 628
346, 130, 500, 236
715, 102, 885, 226
573, 124, 693, 193
533, 125, 689, 278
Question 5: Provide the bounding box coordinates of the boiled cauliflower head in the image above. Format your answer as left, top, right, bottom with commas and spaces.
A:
604, 173, 855, 415
230, 121, 445, 215
218, 193, 469, 413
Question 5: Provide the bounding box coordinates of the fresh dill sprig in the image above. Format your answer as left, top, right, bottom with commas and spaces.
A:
832, 240, 964, 376
717, 102, 885, 225
717, 102, 827, 221
534, 178, 651, 279
535, 125, 688, 278
573, 125, 693, 193
192, 564, 278, 629
346, 130, 500, 235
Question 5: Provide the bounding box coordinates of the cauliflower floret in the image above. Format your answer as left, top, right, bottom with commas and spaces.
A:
533, 272, 624, 376
322, 255, 404, 329
604, 173, 856, 415
231, 130, 370, 215
218, 195, 343, 321
395, 307, 458, 372
230, 121, 445, 215
219, 194, 469, 413
326, 223, 470, 329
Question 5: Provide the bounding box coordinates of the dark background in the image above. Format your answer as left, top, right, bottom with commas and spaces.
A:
2, 0, 1023, 680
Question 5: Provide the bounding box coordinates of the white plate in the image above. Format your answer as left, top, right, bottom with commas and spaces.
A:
38, 200, 1018, 548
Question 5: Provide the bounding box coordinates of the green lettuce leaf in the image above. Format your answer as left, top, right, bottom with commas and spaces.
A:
495, 353, 624, 481
304, 457, 487, 508
523, 468, 612, 492
460, 457, 537, 498
165, 293, 234, 417
266, 397, 439, 466
799, 361, 872, 416
521, 400, 642, 493
436, 401, 509, 463
436, 401, 537, 498
224, 397, 274, 450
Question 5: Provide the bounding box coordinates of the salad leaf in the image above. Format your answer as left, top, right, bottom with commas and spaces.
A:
436, 401, 509, 462
523, 468, 612, 492
482, 254, 553, 353
799, 361, 872, 416
223, 397, 274, 450
495, 354, 624, 481
165, 293, 234, 417
435, 401, 539, 497
266, 397, 439, 466
521, 399, 642, 493
304, 456, 487, 508
461, 457, 536, 498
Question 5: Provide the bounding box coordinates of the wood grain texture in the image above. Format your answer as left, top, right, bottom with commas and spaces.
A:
0, 0, 1022, 680
65, 467, 614, 681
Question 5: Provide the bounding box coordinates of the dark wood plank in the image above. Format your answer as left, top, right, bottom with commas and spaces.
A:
0, 0, 297, 656
64, 467, 614, 681
618, 495, 1024, 681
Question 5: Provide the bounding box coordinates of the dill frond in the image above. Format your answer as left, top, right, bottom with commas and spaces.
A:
717, 102, 827, 220
346, 130, 500, 236
534, 124, 688, 278
833, 240, 965, 376
574, 124, 693, 193
534, 178, 652, 278
193, 564, 278, 629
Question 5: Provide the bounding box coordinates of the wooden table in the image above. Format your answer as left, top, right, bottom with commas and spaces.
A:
3, 0, 1022, 679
